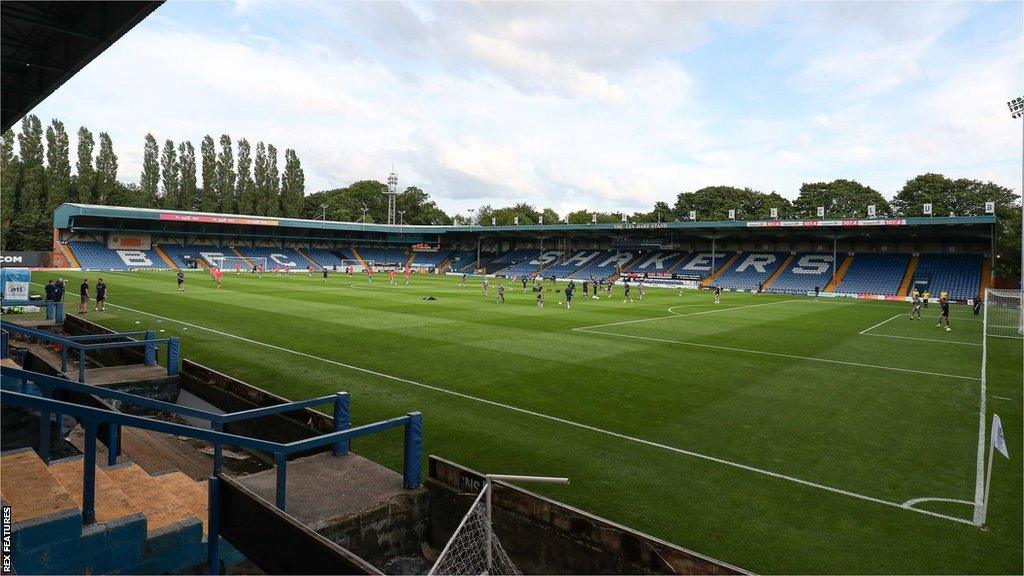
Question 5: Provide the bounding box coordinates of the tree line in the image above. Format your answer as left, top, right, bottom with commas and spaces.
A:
1, 114, 305, 250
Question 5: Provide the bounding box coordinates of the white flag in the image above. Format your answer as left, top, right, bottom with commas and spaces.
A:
816, 206, 825, 217
992, 414, 1009, 459
728, 209, 735, 220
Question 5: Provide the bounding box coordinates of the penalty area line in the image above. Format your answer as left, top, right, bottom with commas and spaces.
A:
86, 299, 975, 527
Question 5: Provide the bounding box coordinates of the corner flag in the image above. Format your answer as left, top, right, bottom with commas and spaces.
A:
992, 414, 1009, 459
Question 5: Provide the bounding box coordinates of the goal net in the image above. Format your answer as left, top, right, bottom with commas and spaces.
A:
984, 288, 1023, 339
207, 256, 267, 271
428, 485, 520, 576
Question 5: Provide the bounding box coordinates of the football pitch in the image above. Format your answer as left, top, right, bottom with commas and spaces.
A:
28, 270, 1023, 574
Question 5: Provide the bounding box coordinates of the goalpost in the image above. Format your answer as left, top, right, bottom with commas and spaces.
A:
208, 256, 267, 271
429, 474, 569, 576
975, 288, 1021, 526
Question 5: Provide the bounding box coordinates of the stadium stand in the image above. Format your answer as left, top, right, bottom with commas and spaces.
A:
499, 250, 563, 276
235, 246, 310, 270
68, 241, 166, 270
713, 252, 788, 290
156, 243, 223, 269
568, 250, 637, 281
768, 253, 835, 294
357, 247, 409, 266
302, 248, 347, 268
543, 250, 604, 278
834, 253, 910, 295
673, 251, 733, 279
628, 251, 688, 275
910, 253, 983, 300
407, 250, 452, 268
448, 250, 482, 272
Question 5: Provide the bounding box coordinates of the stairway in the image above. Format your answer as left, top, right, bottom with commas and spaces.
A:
980, 257, 992, 295
350, 246, 369, 269
229, 246, 254, 267
295, 248, 320, 269
152, 245, 179, 269
60, 243, 81, 268
898, 255, 919, 296
0, 448, 208, 574
762, 254, 794, 290
825, 254, 855, 292
702, 253, 740, 286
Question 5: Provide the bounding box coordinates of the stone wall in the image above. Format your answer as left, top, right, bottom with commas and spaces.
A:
316, 490, 430, 569
428, 456, 749, 575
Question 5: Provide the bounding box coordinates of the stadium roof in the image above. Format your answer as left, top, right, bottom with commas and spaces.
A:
1, 1, 163, 132
54, 203, 996, 243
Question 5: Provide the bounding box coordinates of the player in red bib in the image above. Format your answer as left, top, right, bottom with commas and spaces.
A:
367, 267, 374, 282
234, 262, 242, 275
307, 264, 313, 277
388, 268, 397, 285
403, 266, 412, 285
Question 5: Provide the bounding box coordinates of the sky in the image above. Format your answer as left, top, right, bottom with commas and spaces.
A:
30, 0, 1024, 217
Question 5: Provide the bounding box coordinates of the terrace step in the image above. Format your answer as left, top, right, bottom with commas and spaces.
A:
762, 254, 794, 290
104, 463, 198, 535
825, 254, 854, 292
48, 457, 141, 524
703, 253, 740, 286
898, 255, 919, 296
152, 245, 179, 269
295, 248, 320, 268
59, 242, 81, 268
350, 246, 370, 269
0, 448, 78, 526
153, 471, 209, 534
229, 246, 254, 267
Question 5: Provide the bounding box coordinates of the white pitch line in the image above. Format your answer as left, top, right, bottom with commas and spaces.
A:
992, 395, 1014, 401
860, 332, 982, 347
859, 314, 902, 335
575, 329, 980, 382
572, 299, 796, 331
902, 496, 974, 509
66, 298, 976, 527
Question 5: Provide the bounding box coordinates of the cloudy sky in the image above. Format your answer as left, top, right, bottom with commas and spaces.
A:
31, 0, 1023, 217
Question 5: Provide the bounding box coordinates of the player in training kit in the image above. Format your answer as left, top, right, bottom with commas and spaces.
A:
565, 281, 574, 310
235, 263, 243, 275
482, 278, 489, 296
214, 268, 223, 288
814, 285, 820, 299
367, 267, 374, 282
582, 279, 589, 298
910, 292, 923, 320
322, 267, 329, 283
593, 279, 599, 299
308, 264, 314, 277
404, 266, 412, 285
622, 279, 633, 303
177, 269, 186, 291
605, 280, 613, 298
521, 275, 528, 292
922, 290, 930, 308
937, 295, 951, 331
460, 273, 467, 287
536, 286, 544, 308
714, 285, 721, 304
973, 292, 982, 316
638, 279, 645, 301
94, 278, 107, 312
347, 265, 353, 277
79, 278, 89, 314
388, 268, 397, 285
496, 283, 506, 303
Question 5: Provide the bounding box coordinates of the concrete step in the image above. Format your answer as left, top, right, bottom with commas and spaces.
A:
48, 457, 141, 524
0, 448, 79, 526
104, 463, 199, 535
153, 471, 209, 534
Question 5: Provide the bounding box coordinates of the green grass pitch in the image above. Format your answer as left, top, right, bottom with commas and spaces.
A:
27, 270, 1023, 574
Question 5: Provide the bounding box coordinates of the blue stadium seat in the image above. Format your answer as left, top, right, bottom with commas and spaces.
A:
567, 251, 638, 281
768, 253, 835, 294
235, 247, 311, 270
835, 253, 910, 295
68, 241, 167, 271
157, 243, 222, 269
303, 249, 347, 268
408, 250, 453, 268
673, 252, 733, 279
911, 254, 982, 300
544, 250, 604, 278
714, 252, 788, 290
498, 250, 562, 276
628, 251, 687, 275
355, 247, 409, 266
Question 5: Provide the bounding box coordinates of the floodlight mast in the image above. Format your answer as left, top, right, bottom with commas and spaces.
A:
386, 167, 399, 225
1009, 96, 1024, 290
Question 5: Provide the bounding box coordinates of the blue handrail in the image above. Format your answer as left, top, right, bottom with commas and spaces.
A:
0, 299, 64, 323
0, 321, 180, 382
2, 367, 347, 471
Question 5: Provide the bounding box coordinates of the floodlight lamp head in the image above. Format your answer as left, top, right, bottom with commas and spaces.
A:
1009, 96, 1024, 118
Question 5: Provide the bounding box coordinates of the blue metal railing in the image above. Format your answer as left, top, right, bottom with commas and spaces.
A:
0, 299, 65, 324
0, 366, 421, 506
0, 321, 180, 383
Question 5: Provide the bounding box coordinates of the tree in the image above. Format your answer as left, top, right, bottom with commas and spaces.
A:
890, 173, 954, 216
631, 201, 671, 223
265, 144, 280, 216
253, 141, 269, 215
235, 139, 256, 214
279, 148, 305, 217
198, 135, 217, 211
216, 135, 235, 213
178, 141, 197, 214
44, 120, 71, 213
11, 115, 47, 249
673, 186, 791, 220
541, 208, 560, 224
794, 179, 891, 218
160, 139, 180, 209
75, 127, 95, 204
394, 186, 449, 224
94, 132, 118, 206
1, 130, 19, 249
139, 134, 160, 207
